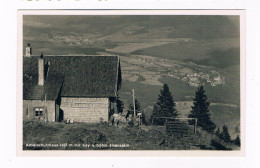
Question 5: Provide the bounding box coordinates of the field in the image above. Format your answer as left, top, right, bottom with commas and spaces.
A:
23, 120, 239, 150
160, 74, 240, 105
120, 73, 239, 108
174, 102, 240, 139
118, 39, 240, 105
210, 104, 240, 138
120, 75, 240, 140
131, 38, 239, 62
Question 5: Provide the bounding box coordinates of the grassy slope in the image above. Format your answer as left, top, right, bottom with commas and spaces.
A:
120, 81, 162, 109
210, 105, 240, 139
124, 38, 240, 105
23, 120, 239, 150
120, 74, 239, 109
131, 38, 239, 61
173, 102, 240, 137
120, 76, 195, 110
120, 77, 240, 139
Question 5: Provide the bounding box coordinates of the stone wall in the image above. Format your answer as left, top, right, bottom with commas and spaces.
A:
60, 97, 109, 123
23, 100, 56, 122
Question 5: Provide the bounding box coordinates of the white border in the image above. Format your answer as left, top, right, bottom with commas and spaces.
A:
17, 10, 246, 157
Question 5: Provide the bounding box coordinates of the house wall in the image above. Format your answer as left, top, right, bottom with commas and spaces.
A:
23, 100, 56, 122
60, 97, 109, 123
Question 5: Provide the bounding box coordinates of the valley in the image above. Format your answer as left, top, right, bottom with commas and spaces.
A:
23, 15, 241, 139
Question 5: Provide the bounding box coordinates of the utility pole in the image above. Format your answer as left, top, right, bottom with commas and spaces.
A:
132, 89, 136, 118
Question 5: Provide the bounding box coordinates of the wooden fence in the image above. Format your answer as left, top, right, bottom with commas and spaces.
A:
165, 121, 190, 137
151, 116, 198, 136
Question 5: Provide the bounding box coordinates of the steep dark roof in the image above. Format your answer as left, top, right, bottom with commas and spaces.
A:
23, 56, 120, 100
23, 73, 64, 100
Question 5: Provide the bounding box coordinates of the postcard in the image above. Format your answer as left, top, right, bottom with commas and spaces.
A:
17, 10, 245, 156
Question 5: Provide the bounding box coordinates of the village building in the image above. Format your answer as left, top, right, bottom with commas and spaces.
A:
23, 44, 122, 123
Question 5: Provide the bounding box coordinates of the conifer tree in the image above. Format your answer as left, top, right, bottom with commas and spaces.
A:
215, 127, 220, 137
219, 132, 224, 140
222, 125, 231, 143
234, 135, 241, 146
188, 85, 216, 132
152, 84, 178, 125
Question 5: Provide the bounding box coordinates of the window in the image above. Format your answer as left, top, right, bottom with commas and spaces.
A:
35, 108, 43, 117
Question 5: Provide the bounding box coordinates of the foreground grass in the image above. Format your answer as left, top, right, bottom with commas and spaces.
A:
23, 120, 239, 150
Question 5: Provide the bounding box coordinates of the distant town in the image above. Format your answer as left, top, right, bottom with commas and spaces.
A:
121, 54, 224, 87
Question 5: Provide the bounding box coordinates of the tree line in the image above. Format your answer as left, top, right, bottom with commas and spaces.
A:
151, 84, 240, 146
151, 84, 216, 131
116, 83, 240, 146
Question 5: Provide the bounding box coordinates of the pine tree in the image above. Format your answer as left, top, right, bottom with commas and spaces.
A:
152, 84, 178, 125
234, 135, 241, 146
188, 85, 216, 132
219, 132, 224, 140
222, 125, 231, 143
215, 127, 220, 137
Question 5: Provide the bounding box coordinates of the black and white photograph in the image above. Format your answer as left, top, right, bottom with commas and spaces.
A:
19, 10, 244, 153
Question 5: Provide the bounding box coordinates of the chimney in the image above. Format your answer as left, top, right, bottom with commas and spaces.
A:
38, 53, 45, 86
25, 43, 32, 57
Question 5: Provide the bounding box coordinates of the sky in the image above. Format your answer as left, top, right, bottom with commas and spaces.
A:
23, 15, 240, 56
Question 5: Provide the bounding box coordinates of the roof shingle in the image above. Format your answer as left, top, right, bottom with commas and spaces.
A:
23, 56, 120, 100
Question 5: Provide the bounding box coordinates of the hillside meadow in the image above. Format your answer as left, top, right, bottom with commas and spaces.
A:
23, 119, 239, 151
